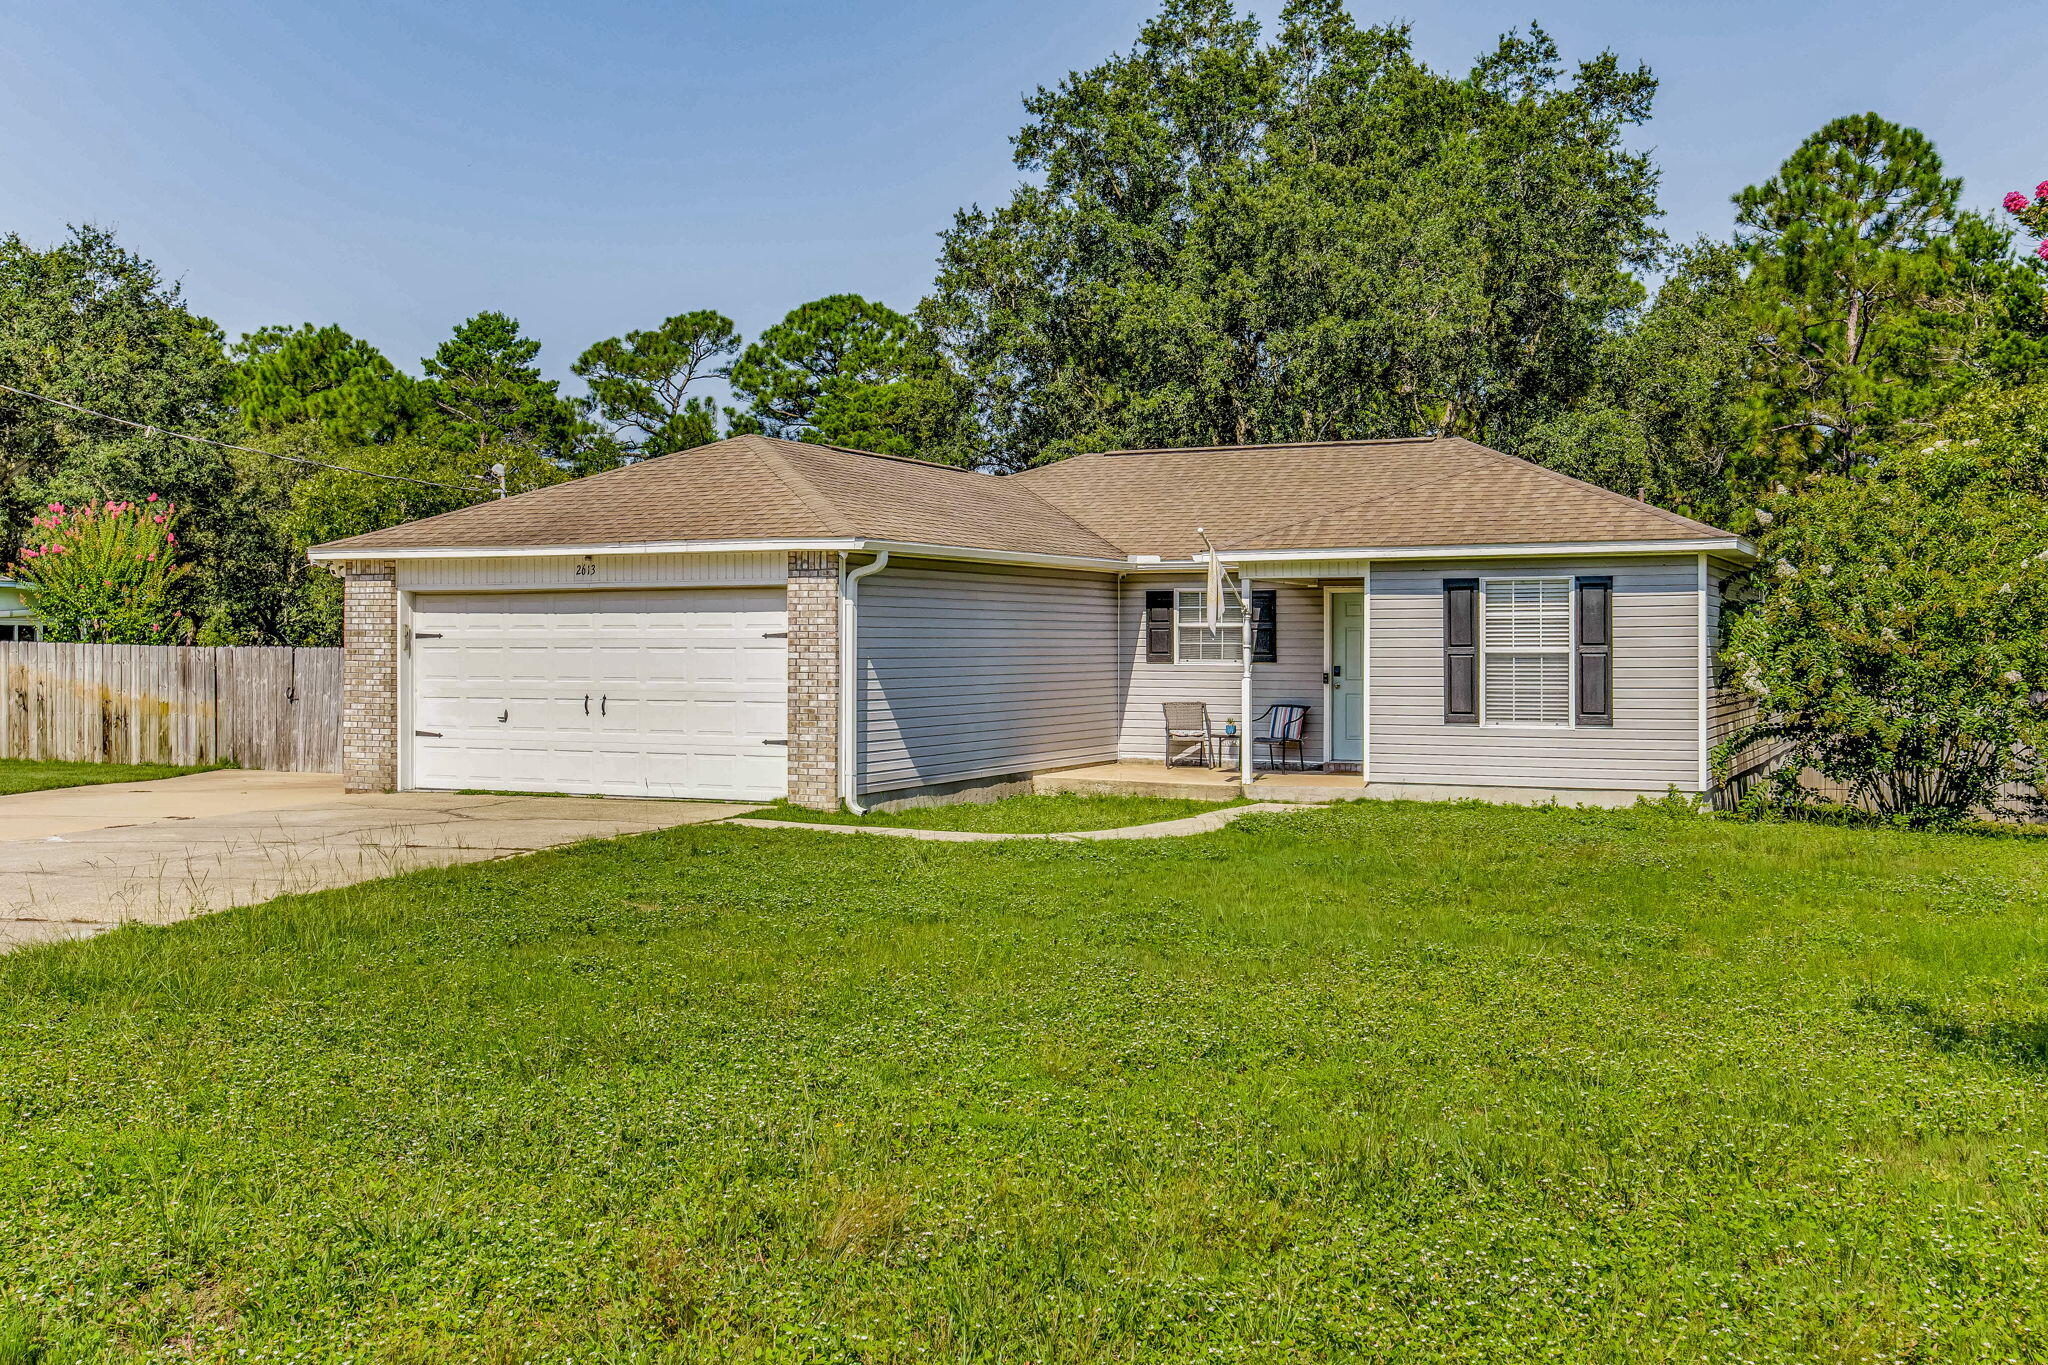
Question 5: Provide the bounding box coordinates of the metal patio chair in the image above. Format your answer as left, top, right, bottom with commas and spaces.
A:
1250, 703, 1311, 772
1162, 701, 1214, 767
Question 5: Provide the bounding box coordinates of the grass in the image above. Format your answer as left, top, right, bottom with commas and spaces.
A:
758, 791, 1247, 833
2, 798, 2046, 1361
0, 757, 224, 797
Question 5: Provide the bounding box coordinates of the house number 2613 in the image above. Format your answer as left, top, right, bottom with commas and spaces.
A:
574, 562, 599, 577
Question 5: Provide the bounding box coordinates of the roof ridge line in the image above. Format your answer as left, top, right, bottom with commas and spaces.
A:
738, 435, 860, 537
1084, 435, 1450, 458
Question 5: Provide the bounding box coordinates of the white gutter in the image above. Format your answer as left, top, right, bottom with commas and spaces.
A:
311, 535, 1754, 570
1216, 537, 1754, 565
308, 537, 863, 562
838, 549, 891, 814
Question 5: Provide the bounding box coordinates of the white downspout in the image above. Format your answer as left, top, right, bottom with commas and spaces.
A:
838, 548, 890, 814
1239, 568, 1255, 788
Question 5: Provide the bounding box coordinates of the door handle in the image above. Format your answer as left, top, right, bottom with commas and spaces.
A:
497, 710, 508, 723
584, 694, 590, 715
600, 695, 607, 716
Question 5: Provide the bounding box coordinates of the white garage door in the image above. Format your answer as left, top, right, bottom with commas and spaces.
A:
408, 587, 788, 801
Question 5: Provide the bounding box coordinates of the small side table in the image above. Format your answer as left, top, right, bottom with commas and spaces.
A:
1208, 726, 1239, 770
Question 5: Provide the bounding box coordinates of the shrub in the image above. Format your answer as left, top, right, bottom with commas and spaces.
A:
11, 497, 190, 643
1721, 388, 2048, 825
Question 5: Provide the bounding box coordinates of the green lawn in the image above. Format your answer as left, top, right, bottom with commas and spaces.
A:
2, 800, 2046, 1361
0, 757, 224, 796
760, 791, 1246, 833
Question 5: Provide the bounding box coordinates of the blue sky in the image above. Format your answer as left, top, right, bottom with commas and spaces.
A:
3, 0, 2040, 397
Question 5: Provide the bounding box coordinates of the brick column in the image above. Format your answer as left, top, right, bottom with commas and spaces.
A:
341, 559, 399, 793
785, 551, 841, 809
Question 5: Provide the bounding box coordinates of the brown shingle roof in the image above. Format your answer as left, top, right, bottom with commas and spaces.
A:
312, 435, 1125, 559
312, 432, 1739, 560
1011, 437, 1731, 558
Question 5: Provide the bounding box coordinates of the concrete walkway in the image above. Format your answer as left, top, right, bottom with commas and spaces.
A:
0, 772, 757, 952
723, 801, 1320, 843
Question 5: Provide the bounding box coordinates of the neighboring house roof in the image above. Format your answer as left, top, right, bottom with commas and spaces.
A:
311, 432, 1740, 561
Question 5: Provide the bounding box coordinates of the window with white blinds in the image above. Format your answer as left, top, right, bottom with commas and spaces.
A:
1481, 578, 1573, 725
1175, 590, 1244, 663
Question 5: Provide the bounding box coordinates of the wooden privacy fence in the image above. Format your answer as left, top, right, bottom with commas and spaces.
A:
0, 642, 341, 772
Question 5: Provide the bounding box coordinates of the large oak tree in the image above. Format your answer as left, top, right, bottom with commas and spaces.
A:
919, 0, 1662, 470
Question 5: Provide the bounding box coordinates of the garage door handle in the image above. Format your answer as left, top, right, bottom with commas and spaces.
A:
601, 695, 607, 715
583, 694, 589, 715
762, 738, 789, 746
414, 632, 442, 640
762, 631, 788, 639
415, 729, 442, 738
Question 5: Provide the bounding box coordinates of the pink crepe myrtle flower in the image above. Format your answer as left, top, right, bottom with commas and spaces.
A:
2038, 240, 2048, 262
2009, 191, 2033, 213
47, 503, 62, 513
2038, 180, 2048, 200
146, 493, 158, 502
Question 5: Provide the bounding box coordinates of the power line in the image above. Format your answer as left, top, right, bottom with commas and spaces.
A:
0, 381, 493, 493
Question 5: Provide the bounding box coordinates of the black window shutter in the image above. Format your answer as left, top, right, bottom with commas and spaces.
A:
1444, 579, 1478, 724
1575, 576, 1613, 726
1251, 589, 1277, 663
1144, 590, 1175, 663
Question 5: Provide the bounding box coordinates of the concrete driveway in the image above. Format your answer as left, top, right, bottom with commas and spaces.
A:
0, 769, 757, 952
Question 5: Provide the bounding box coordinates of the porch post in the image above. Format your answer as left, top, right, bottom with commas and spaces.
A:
1239, 567, 1255, 786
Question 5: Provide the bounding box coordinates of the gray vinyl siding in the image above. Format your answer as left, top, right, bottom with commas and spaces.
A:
856, 559, 1120, 794
1116, 577, 1327, 761
1370, 554, 1704, 792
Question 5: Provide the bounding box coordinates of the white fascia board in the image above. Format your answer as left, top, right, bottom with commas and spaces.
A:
308, 537, 864, 563
1214, 537, 1755, 565
306, 536, 1133, 574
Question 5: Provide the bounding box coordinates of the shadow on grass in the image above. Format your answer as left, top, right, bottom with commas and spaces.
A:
1854, 992, 2048, 1073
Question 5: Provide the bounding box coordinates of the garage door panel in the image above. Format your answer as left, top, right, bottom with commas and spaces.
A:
408, 587, 788, 800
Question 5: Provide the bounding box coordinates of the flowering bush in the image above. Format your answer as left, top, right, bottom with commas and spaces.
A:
10, 496, 190, 643
2004, 180, 2048, 260
1719, 388, 2048, 825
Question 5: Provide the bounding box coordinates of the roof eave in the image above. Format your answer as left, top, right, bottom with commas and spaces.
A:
309, 533, 1759, 571
306, 537, 866, 563
1216, 536, 1757, 565
305, 536, 1136, 573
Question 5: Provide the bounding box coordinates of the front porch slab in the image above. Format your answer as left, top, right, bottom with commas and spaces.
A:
1034, 762, 1362, 805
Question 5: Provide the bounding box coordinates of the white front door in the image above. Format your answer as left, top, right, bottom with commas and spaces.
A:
408, 586, 788, 801
1328, 590, 1365, 765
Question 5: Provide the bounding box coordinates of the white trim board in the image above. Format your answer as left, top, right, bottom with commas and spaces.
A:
315, 534, 1755, 572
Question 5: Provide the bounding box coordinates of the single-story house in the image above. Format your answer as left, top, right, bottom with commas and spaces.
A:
309, 434, 1756, 809
0, 576, 43, 642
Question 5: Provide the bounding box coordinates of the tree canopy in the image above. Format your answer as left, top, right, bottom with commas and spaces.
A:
919, 0, 1662, 469
728, 295, 967, 459
420, 312, 585, 468
231, 324, 422, 446
1732, 114, 2018, 482
572, 310, 737, 464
